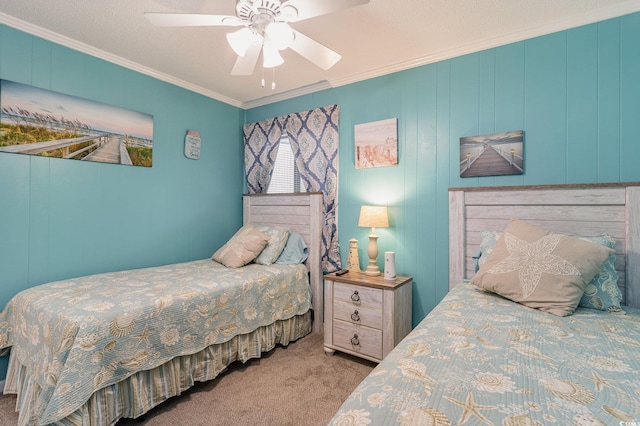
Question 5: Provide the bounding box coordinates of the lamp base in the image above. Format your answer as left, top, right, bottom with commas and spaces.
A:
365, 233, 380, 276
364, 266, 381, 276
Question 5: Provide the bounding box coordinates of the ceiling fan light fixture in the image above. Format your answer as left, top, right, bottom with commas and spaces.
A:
262, 43, 284, 68
146, 0, 371, 77
265, 22, 294, 50
226, 27, 259, 56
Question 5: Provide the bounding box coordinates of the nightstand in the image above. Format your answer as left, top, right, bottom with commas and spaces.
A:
323, 271, 412, 363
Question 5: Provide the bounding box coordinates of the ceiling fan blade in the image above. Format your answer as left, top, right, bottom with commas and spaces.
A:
281, 0, 369, 22
144, 12, 242, 27
289, 30, 341, 70
231, 44, 261, 75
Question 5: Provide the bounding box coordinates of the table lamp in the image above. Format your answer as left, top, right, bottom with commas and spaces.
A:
358, 205, 389, 276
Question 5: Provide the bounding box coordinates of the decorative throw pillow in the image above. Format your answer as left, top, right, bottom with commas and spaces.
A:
212, 225, 269, 268
471, 219, 613, 316
276, 232, 309, 264
474, 230, 623, 313
253, 224, 290, 265
577, 235, 623, 313
475, 230, 502, 272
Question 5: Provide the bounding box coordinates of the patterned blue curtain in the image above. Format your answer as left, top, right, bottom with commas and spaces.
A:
243, 105, 341, 272
284, 105, 341, 272
243, 118, 284, 193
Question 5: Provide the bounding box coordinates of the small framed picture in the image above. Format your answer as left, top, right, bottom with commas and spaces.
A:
355, 118, 398, 169
460, 130, 524, 177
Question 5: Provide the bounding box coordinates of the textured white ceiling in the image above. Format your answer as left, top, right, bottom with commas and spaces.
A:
1, 0, 639, 109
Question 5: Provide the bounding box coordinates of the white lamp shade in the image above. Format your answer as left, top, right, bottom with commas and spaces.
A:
265, 22, 294, 50
226, 28, 258, 57
358, 206, 389, 229
262, 43, 284, 68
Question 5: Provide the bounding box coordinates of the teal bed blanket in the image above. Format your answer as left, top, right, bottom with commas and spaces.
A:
0, 259, 311, 424
330, 283, 640, 425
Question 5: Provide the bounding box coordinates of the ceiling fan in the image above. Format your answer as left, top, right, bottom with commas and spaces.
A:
145, 0, 370, 76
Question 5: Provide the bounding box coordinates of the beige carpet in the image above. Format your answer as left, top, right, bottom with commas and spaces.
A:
0, 333, 375, 426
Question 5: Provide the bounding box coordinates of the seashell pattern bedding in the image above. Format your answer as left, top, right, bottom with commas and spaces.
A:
0, 259, 311, 425
330, 284, 640, 425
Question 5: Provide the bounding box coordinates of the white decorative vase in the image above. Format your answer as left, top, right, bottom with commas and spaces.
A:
384, 252, 396, 280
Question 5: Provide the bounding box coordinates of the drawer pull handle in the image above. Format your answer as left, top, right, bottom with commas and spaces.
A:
350, 334, 360, 347
351, 310, 360, 322
350, 290, 360, 303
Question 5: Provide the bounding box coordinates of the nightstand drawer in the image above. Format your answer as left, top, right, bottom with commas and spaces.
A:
333, 320, 382, 360
334, 282, 382, 308
333, 301, 382, 329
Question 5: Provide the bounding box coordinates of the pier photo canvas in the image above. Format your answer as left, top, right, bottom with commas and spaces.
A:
0, 79, 153, 167
459, 130, 523, 177
355, 118, 398, 169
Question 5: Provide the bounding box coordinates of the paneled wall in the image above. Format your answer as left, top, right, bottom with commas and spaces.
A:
0, 26, 245, 376
246, 12, 640, 326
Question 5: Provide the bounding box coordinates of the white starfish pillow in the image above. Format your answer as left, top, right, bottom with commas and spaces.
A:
471, 220, 612, 316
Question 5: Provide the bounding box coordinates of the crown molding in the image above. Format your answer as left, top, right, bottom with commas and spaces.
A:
0, 12, 243, 108
3, 1, 640, 111
243, 1, 640, 109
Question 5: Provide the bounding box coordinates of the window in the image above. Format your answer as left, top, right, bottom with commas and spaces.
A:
267, 136, 306, 193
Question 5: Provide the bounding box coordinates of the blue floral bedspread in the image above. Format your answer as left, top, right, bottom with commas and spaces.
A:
330, 284, 640, 425
0, 259, 310, 424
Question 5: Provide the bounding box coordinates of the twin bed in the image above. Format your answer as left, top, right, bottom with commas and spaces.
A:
0, 192, 324, 426
331, 183, 640, 425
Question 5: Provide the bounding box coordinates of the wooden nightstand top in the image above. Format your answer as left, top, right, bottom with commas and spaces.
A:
325, 271, 412, 290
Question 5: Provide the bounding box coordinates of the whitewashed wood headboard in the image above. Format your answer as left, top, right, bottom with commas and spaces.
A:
243, 192, 324, 333
449, 183, 640, 309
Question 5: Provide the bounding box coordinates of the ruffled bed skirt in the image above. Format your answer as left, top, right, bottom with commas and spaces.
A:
4, 311, 312, 426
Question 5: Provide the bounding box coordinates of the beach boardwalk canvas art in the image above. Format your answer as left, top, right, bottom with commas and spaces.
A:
355, 118, 398, 169
460, 130, 523, 177
0, 80, 153, 167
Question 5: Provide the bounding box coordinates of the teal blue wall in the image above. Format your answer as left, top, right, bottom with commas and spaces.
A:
0, 26, 245, 377
247, 13, 640, 326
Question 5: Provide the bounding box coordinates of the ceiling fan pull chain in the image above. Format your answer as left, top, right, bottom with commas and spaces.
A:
271, 68, 276, 90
